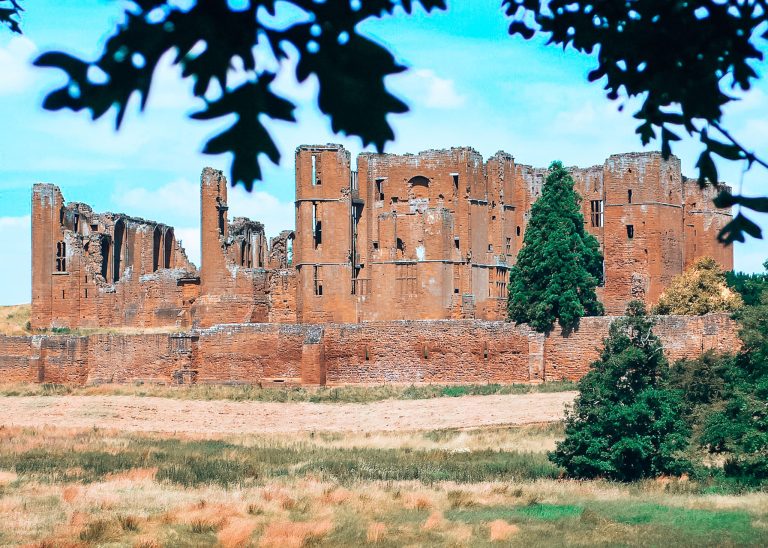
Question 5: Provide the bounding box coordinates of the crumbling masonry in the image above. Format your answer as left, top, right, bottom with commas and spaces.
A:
31, 146, 733, 330
9, 145, 737, 386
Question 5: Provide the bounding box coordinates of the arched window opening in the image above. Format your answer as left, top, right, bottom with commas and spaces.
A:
100, 236, 111, 279
408, 176, 430, 200
113, 219, 125, 283
164, 228, 174, 269
152, 226, 162, 272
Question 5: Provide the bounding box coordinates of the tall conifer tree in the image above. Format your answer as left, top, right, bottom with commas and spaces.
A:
508, 161, 603, 333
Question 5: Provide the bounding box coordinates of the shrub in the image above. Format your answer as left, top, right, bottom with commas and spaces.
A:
653, 257, 743, 315
550, 301, 691, 481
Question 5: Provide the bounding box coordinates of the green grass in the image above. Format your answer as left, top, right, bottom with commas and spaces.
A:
0, 380, 577, 403
1, 435, 561, 487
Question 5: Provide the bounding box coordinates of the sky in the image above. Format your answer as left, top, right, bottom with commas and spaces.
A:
1, 0, 767, 305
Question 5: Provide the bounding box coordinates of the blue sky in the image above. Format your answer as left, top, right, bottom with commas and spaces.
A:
1, 0, 767, 305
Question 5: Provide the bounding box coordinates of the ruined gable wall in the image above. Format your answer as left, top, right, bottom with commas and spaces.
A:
31, 184, 199, 331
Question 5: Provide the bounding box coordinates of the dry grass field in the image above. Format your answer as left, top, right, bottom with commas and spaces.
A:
0, 304, 30, 335
0, 423, 766, 546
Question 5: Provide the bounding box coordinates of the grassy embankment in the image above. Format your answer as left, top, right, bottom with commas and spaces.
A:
0, 425, 765, 546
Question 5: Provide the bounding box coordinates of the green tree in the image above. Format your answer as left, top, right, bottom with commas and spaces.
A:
507, 161, 603, 334
505, 0, 768, 243
698, 290, 768, 482
726, 259, 768, 306
653, 256, 743, 315
550, 301, 691, 481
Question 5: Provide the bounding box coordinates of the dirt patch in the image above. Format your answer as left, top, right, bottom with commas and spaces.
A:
0, 392, 575, 434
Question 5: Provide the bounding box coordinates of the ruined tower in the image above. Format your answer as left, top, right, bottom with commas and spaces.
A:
294, 145, 356, 323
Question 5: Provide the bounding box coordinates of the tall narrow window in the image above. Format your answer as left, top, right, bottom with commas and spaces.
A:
452, 173, 459, 193
628, 189, 633, 203
152, 226, 162, 272
164, 228, 174, 269
311, 155, 317, 186
313, 203, 322, 248
313, 265, 323, 295
590, 200, 604, 227
516, 226, 521, 237
505, 237, 511, 254
55, 241, 66, 272
375, 178, 384, 200
396, 237, 405, 256
627, 224, 634, 239
113, 219, 125, 283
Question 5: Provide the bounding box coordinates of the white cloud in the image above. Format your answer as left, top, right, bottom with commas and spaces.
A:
0, 36, 38, 96
113, 178, 199, 223
174, 227, 201, 267
111, 178, 294, 264
396, 68, 466, 109
0, 215, 31, 305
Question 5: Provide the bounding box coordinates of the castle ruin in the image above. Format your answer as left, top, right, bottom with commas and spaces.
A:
31, 146, 733, 331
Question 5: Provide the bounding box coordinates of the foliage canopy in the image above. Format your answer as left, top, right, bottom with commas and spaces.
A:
30, 0, 445, 189
653, 256, 743, 315
0, 0, 21, 34
550, 301, 691, 481
507, 161, 603, 334
504, 0, 768, 243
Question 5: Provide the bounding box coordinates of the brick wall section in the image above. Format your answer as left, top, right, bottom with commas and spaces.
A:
0, 314, 739, 386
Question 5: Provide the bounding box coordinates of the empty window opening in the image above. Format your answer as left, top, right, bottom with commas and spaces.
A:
627, 224, 634, 238
84, 288, 88, 298
164, 228, 174, 269
311, 155, 317, 186
452, 173, 459, 193
55, 241, 66, 272
313, 265, 323, 296
100, 237, 110, 279
90, 223, 98, 231
113, 219, 125, 283
312, 203, 322, 248
396, 237, 405, 256
73, 213, 79, 233
372, 241, 379, 250
391, 196, 398, 204
590, 200, 604, 227
454, 237, 460, 250
516, 226, 521, 237
61, 290, 65, 299
488, 244, 493, 252
505, 237, 512, 254
628, 189, 633, 203
217, 207, 226, 237
152, 226, 162, 272
453, 264, 461, 295
84, 275, 87, 283
375, 178, 384, 200
365, 346, 370, 361
628, 168, 632, 174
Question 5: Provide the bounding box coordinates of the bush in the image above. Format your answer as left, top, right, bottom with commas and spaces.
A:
550, 301, 691, 481
653, 257, 742, 315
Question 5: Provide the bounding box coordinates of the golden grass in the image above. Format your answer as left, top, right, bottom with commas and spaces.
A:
0, 425, 766, 546
488, 519, 520, 541
0, 304, 30, 335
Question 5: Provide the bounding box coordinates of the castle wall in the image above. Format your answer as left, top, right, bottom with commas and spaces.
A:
0, 314, 740, 387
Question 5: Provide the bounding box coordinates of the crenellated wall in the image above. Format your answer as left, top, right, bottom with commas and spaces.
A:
0, 314, 739, 387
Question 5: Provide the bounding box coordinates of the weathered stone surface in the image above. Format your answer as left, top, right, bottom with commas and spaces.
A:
0, 314, 740, 386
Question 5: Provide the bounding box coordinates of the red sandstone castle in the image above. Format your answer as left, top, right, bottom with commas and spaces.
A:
31, 145, 733, 331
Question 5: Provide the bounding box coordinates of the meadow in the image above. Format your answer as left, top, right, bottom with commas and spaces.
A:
0, 424, 766, 546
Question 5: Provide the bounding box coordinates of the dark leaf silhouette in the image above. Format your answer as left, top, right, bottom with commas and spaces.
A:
33, 0, 447, 190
